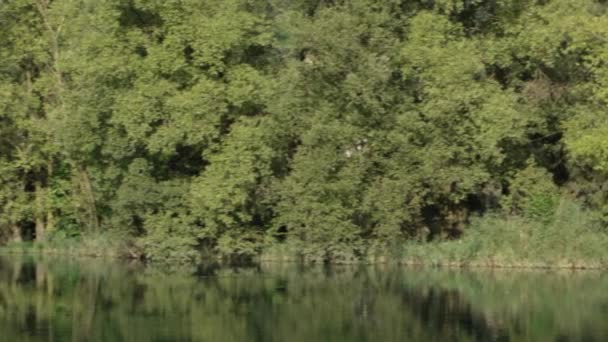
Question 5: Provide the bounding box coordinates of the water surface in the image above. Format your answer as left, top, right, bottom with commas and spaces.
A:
0, 254, 606, 341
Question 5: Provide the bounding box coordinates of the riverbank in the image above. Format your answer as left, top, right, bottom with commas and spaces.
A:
4, 237, 606, 271
4, 246, 606, 270
2, 248, 605, 270
3, 203, 607, 269
393, 210, 608, 270
258, 204, 608, 269
0, 232, 134, 259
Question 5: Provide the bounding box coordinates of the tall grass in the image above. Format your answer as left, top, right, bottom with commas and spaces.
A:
401, 199, 608, 268
0, 230, 133, 258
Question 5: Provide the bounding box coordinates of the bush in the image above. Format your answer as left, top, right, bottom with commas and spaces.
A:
502, 161, 560, 223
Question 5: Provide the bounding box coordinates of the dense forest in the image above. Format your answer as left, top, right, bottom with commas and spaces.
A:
1, 0, 608, 263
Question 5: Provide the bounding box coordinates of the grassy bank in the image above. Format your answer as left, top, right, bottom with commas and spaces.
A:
261, 201, 608, 269
0, 231, 134, 259
3, 201, 608, 269
383, 200, 608, 269
396, 202, 608, 269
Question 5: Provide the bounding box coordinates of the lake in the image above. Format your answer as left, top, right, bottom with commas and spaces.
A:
0, 254, 606, 341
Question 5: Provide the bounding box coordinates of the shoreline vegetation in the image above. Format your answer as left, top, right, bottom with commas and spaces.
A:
2, 1, 608, 266
3, 199, 607, 270
2, 244, 606, 270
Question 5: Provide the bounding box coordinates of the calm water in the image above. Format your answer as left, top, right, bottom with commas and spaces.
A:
0, 255, 607, 342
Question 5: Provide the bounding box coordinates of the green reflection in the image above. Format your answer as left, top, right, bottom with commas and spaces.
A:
0, 255, 606, 342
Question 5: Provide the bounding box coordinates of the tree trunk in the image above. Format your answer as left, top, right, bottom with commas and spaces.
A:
11, 224, 22, 243
35, 181, 46, 242
46, 162, 55, 232
78, 165, 99, 233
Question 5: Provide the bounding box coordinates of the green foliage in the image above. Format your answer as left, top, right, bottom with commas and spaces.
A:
503, 161, 561, 222
190, 117, 279, 257
0, 0, 607, 263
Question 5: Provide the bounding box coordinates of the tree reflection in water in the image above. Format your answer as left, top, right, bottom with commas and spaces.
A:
0, 255, 606, 341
